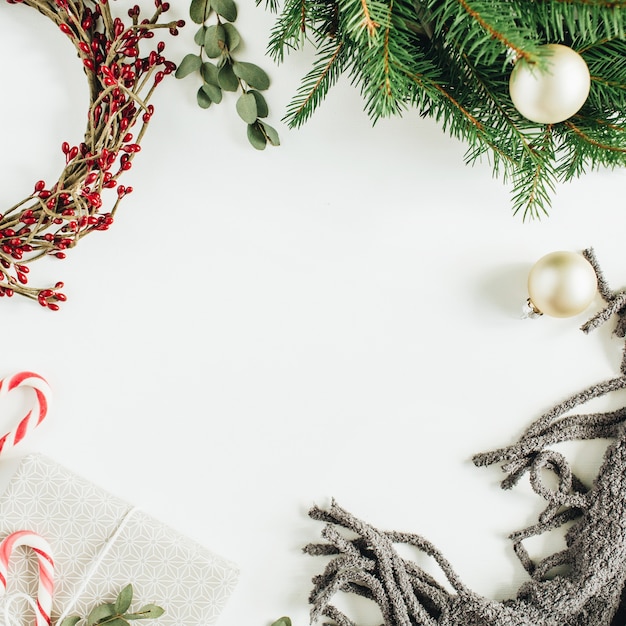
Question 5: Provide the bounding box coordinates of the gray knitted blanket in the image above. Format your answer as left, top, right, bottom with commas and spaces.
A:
306, 248, 626, 626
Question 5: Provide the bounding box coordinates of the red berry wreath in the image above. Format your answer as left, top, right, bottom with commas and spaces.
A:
1, 0, 182, 309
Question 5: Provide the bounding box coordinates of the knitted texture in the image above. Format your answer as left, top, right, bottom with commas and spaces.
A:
306, 248, 626, 626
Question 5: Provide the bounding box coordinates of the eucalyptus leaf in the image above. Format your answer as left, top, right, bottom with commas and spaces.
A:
129, 605, 165, 619
271, 619, 292, 626
189, 0, 211, 23
250, 90, 268, 117
236, 92, 258, 123
232, 61, 270, 90
194, 25, 207, 46
247, 123, 267, 150
174, 54, 202, 79
59, 617, 81, 626
201, 62, 220, 86
223, 23, 241, 51
204, 24, 227, 58
100, 620, 128, 626
212, 0, 237, 22
218, 62, 239, 91
201, 83, 223, 103
114, 584, 133, 614
87, 603, 116, 626
197, 87, 213, 108
260, 120, 280, 146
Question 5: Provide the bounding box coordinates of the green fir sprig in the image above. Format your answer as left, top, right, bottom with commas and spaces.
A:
59, 584, 164, 626
177, 0, 280, 150
262, 0, 626, 218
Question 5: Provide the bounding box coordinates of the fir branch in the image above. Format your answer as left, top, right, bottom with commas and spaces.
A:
564, 125, 626, 180
431, 84, 482, 135
582, 39, 626, 111
340, 0, 389, 42
356, 0, 381, 37
450, 50, 544, 187
564, 119, 626, 154
283, 38, 346, 126
266, 0, 310, 62
511, 126, 558, 220
260, 0, 281, 12
528, 0, 626, 42
360, 0, 380, 34
349, 0, 432, 119
427, 0, 543, 67
546, 0, 626, 7
456, 0, 534, 61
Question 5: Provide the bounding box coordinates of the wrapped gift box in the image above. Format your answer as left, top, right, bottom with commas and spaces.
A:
0, 454, 238, 625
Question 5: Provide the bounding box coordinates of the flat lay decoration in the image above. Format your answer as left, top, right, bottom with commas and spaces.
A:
0, 453, 239, 626
304, 249, 626, 625
0, 0, 182, 309
264, 0, 626, 218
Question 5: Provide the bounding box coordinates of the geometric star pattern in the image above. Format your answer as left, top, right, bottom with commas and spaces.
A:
0, 455, 239, 625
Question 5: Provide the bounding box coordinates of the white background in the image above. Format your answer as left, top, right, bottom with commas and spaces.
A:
1, 2, 626, 625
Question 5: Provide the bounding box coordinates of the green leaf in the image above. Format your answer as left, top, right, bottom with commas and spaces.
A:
271, 619, 292, 626
101, 620, 128, 626
201, 82, 223, 103
204, 24, 227, 58
249, 90, 268, 117
87, 603, 116, 626
232, 62, 270, 90
59, 617, 81, 626
259, 120, 280, 146
212, 0, 237, 22
189, 0, 211, 23
194, 25, 207, 46
218, 62, 239, 91
174, 54, 202, 79
115, 584, 133, 614
223, 23, 241, 51
201, 62, 219, 86
247, 123, 267, 150
197, 87, 213, 108
126, 605, 165, 620
236, 92, 258, 123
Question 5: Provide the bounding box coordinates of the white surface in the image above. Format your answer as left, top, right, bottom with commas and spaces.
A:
1, 3, 626, 626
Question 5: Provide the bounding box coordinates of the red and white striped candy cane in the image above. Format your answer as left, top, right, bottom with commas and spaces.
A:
0, 530, 54, 626
0, 372, 51, 454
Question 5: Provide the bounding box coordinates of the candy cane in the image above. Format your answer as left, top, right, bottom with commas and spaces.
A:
0, 372, 51, 454
0, 530, 54, 626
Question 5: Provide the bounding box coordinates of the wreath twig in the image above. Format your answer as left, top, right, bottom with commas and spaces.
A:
2, 0, 183, 309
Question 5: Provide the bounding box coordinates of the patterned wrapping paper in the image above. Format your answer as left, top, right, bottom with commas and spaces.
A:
0, 454, 238, 625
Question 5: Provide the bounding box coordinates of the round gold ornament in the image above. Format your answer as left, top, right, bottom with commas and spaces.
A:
509, 44, 590, 125
527, 251, 597, 318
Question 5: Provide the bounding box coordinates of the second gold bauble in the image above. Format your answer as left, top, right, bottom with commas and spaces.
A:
528, 251, 597, 318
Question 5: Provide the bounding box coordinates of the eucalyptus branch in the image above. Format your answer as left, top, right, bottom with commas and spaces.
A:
58, 584, 164, 626
176, 0, 280, 149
